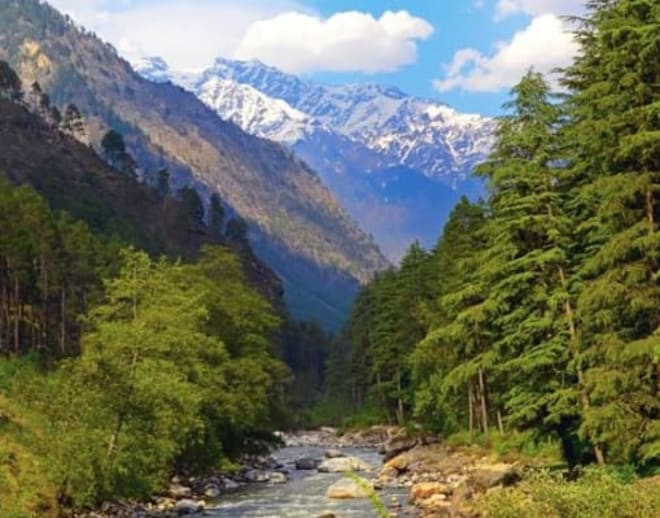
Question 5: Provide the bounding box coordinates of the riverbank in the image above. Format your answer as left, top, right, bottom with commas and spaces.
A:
75, 427, 660, 518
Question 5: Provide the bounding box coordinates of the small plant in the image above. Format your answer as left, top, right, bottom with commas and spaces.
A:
344, 471, 389, 518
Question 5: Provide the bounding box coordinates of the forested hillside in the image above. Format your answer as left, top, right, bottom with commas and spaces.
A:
0, 0, 389, 330
331, 0, 659, 471
0, 69, 299, 516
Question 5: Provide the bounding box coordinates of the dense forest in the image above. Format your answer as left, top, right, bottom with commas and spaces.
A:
0, 0, 658, 516
0, 60, 333, 515
330, 0, 659, 470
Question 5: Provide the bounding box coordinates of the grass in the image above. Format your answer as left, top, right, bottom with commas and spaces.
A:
446, 430, 564, 465
480, 468, 660, 518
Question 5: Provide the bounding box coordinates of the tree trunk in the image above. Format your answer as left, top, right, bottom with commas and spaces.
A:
59, 287, 66, 356
468, 382, 474, 434
396, 369, 405, 425
497, 410, 505, 435
13, 277, 20, 355
557, 265, 606, 465
478, 368, 489, 435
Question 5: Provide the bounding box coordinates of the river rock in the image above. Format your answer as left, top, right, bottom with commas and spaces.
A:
326, 478, 369, 499
382, 430, 418, 461
244, 469, 272, 483
296, 457, 321, 470
168, 482, 193, 499
318, 456, 372, 473
410, 481, 451, 503
174, 498, 204, 515
268, 472, 288, 484
203, 484, 221, 499
325, 448, 345, 459
222, 477, 240, 489
468, 462, 519, 491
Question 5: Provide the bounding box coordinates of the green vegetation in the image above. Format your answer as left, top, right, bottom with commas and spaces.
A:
0, 174, 291, 513
332, 0, 659, 478
0, 67, 299, 514
481, 469, 660, 518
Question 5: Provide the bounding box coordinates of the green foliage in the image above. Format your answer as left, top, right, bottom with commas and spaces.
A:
482, 469, 660, 518
335, 0, 659, 482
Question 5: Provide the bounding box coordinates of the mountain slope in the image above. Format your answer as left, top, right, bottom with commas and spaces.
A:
0, 0, 389, 330
135, 57, 494, 260
0, 95, 283, 304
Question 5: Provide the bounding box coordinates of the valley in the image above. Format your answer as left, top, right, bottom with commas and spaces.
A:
0, 0, 658, 517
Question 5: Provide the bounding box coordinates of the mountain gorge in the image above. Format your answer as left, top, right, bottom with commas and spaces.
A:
135, 57, 495, 260
0, 0, 388, 330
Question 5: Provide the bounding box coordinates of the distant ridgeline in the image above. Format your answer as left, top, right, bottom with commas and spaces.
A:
0, 0, 390, 331
0, 59, 337, 516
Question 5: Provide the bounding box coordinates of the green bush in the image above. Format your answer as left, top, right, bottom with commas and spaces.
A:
446, 430, 563, 465
482, 468, 660, 518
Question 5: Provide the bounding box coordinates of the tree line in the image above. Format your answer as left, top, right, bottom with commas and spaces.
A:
331, 0, 659, 469
0, 61, 296, 516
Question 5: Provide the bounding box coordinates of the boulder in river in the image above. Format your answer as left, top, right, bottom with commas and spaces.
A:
244, 469, 272, 483
203, 484, 221, 499
326, 477, 370, 499
318, 456, 372, 473
174, 498, 204, 515
268, 471, 288, 484
325, 448, 345, 459
296, 457, 321, 470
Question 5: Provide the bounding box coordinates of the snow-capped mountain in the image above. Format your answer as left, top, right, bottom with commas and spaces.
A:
133, 56, 494, 260
187, 58, 495, 182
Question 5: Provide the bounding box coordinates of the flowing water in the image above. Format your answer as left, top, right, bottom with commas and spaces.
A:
205, 446, 412, 517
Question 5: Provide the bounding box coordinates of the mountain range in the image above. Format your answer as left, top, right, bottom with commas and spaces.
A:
134, 56, 495, 260
0, 0, 390, 330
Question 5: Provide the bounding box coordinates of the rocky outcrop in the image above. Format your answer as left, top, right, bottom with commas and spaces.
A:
377, 443, 523, 518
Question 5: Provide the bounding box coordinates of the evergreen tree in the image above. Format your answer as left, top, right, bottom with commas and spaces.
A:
209, 193, 225, 237
177, 187, 205, 227
563, 0, 660, 465
0, 59, 21, 100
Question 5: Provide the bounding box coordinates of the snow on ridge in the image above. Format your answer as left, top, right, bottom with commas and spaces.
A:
133, 56, 495, 180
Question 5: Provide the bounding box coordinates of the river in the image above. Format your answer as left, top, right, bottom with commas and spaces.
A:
205, 445, 413, 517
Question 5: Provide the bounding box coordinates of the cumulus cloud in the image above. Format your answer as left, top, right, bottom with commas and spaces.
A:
434, 13, 578, 93
47, 0, 304, 70
494, 0, 585, 19
234, 10, 434, 74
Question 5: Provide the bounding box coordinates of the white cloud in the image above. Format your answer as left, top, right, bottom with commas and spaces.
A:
234, 10, 434, 74
46, 0, 304, 70
434, 13, 578, 93
494, 0, 584, 20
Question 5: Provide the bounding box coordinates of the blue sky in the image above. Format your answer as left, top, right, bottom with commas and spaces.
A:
48, 0, 584, 116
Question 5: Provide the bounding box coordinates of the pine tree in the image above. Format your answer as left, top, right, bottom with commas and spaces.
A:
563, 0, 660, 465
209, 193, 225, 237
469, 70, 606, 454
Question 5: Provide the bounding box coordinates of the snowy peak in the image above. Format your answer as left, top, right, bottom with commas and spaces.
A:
132, 56, 171, 83
133, 56, 494, 180
196, 77, 316, 144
